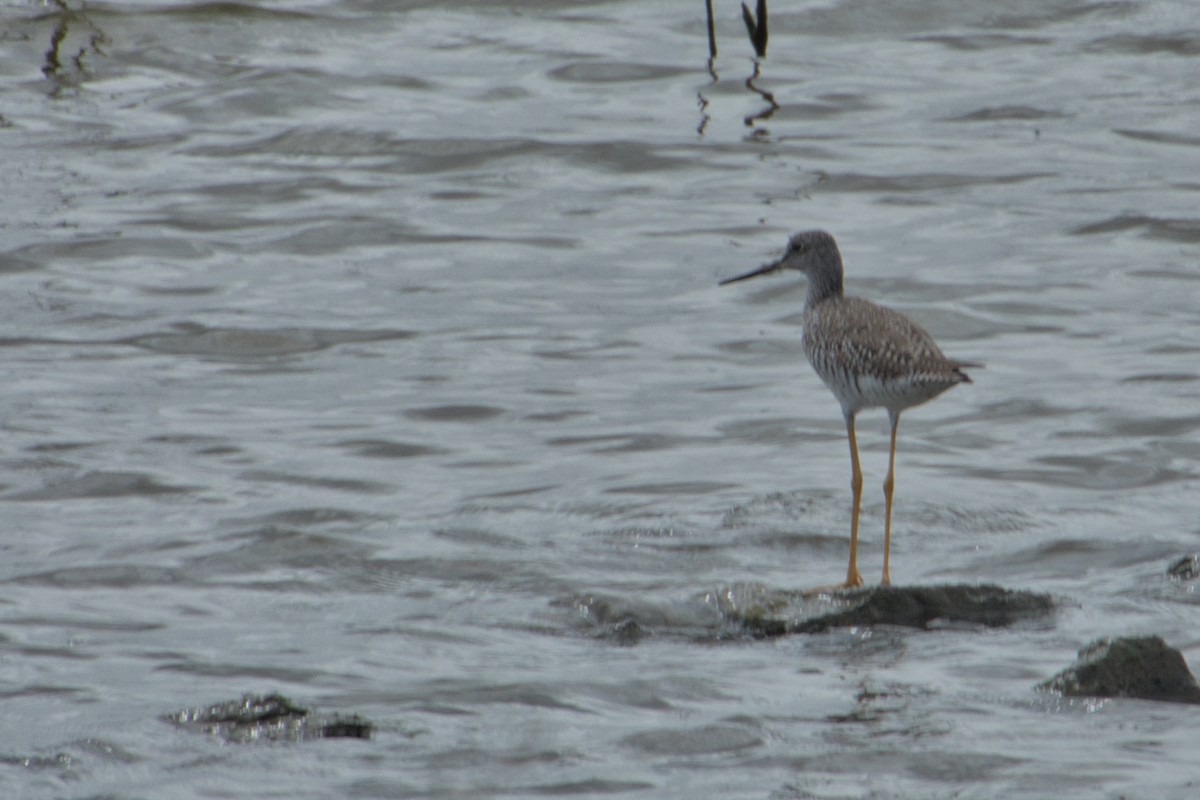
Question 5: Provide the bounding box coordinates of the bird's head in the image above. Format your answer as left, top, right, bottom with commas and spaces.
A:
719, 229, 840, 286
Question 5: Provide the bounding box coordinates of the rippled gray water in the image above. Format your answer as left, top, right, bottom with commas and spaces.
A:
3, 0, 1200, 797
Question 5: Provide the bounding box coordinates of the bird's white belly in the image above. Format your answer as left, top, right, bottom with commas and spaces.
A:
806, 353, 947, 416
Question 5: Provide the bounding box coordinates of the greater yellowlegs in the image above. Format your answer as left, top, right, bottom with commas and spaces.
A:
721, 230, 978, 587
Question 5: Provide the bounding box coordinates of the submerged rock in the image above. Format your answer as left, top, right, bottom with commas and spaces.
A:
1166, 554, 1199, 581
1040, 636, 1200, 705
167, 693, 373, 742
561, 592, 727, 642
714, 583, 1054, 637
563, 584, 1053, 642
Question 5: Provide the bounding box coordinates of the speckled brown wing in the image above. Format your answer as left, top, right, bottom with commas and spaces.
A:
802, 296, 974, 415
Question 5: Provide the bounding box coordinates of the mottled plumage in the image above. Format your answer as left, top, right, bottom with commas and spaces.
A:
803, 294, 973, 418
721, 230, 978, 587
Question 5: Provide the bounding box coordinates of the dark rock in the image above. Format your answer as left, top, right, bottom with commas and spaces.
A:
608, 617, 649, 646
1040, 636, 1200, 705
1167, 554, 1199, 580
168, 693, 373, 741
721, 583, 1054, 637
563, 584, 1053, 642
319, 715, 375, 739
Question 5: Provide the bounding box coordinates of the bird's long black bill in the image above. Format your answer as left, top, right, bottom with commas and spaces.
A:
718, 259, 782, 286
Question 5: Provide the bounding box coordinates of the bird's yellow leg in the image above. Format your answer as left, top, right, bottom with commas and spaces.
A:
882, 412, 899, 586
844, 414, 864, 588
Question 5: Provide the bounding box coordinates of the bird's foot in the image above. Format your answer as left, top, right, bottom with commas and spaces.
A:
800, 574, 864, 598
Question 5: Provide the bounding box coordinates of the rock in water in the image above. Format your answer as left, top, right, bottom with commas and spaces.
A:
721, 583, 1054, 637
1040, 636, 1200, 705
1167, 554, 1199, 581
793, 584, 1053, 633
167, 693, 374, 741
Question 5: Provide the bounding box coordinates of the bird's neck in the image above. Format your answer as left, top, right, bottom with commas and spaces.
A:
803, 255, 845, 310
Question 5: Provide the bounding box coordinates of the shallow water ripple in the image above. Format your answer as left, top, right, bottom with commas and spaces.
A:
2, 0, 1200, 797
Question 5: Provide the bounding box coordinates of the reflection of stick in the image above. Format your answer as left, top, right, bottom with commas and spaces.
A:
704, 0, 717, 59
699, 0, 717, 133
41, 0, 109, 91
743, 61, 779, 127
43, 17, 67, 78
741, 0, 769, 58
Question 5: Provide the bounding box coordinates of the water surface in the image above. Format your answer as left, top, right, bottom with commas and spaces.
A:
2, 0, 1200, 797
